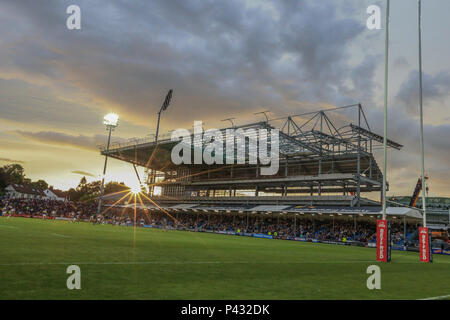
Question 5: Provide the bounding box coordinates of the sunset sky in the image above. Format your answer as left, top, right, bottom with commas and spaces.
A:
0, 0, 449, 197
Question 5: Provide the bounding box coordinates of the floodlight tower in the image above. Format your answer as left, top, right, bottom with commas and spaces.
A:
97, 113, 119, 215
155, 89, 173, 142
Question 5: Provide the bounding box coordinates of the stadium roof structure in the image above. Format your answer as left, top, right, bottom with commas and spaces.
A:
105, 203, 422, 220
100, 104, 404, 210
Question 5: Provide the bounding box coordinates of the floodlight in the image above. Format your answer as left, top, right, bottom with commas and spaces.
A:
161, 89, 173, 111
155, 89, 174, 142
97, 112, 120, 215
103, 113, 119, 127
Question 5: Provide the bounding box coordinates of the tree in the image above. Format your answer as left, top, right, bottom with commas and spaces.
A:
52, 177, 130, 203
31, 179, 48, 191
0, 163, 27, 192
0, 169, 7, 193
104, 181, 128, 195
87, 180, 101, 195
67, 188, 81, 202
2, 164, 26, 184
76, 176, 88, 193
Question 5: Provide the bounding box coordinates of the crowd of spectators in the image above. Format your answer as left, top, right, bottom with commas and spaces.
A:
101, 207, 416, 245
1, 197, 417, 245
0, 197, 96, 220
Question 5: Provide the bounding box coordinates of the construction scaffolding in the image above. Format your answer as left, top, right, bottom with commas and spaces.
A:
100, 104, 403, 208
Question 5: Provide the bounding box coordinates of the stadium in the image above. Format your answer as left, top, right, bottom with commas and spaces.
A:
99, 103, 437, 249
1, 103, 449, 300
1, 0, 450, 305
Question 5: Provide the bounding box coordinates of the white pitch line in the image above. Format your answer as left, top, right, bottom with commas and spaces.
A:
418, 294, 450, 300
52, 233, 71, 238
0, 260, 379, 266
0, 224, 18, 229
0, 260, 447, 267
0, 261, 221, 266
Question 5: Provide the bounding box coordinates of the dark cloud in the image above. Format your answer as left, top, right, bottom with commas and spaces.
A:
0, 0, 374, 127
393, 57, 410, 69
396, 71, 450, 116
376, 106, 450, 196
11, 130, 125, 151
71, 170, 96, 178
0, 157, 25, 164
0, 0, 449, 195
340, 54, 381, 106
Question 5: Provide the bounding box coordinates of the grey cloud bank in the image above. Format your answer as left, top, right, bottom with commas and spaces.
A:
0, 0, 449, 195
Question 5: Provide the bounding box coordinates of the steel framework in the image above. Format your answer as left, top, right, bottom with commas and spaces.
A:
100, 104, 402, 207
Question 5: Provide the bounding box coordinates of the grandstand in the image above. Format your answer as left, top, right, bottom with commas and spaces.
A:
389, 196, 450, 227
98, 104, 423, 223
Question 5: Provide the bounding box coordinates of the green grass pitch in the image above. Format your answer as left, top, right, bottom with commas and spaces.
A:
0, 217, 449, 300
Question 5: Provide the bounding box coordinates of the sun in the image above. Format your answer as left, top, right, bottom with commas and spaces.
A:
130, 185, 141, 194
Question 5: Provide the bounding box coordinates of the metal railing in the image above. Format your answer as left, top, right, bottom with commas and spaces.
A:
98, 132, 173, 151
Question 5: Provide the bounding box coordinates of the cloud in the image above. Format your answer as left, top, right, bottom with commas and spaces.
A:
378, 106, 450, 197
396, 71, 450, 117
71, 170, 96, 178
0, 0, 449, 196
0, 157, 25, 164
393, 57, 409, 70
11, 130, 116, 151
0, 0, 373, 128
